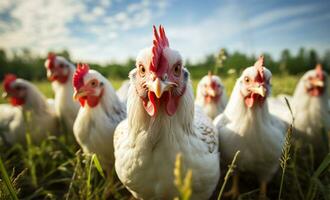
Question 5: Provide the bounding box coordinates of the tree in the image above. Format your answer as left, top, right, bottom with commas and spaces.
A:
308, 49, 318, 68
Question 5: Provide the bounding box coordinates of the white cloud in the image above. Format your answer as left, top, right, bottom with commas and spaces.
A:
0, 0, 328, 64
0, 0, 167, 62
247, 4, 321, 30
164, 2, 328, 62
0, 0, 15, 13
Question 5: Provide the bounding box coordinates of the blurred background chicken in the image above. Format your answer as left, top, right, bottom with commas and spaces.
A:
116, 80, 130, 105
114, 26, 220, 200
195, 71, 227, 119
45, 53, 79, 133
0, 103, 24, 145
214, 56, 285, 199
73, 64, 126, 171
2, 74, 58, 144
269, 64, 330, 158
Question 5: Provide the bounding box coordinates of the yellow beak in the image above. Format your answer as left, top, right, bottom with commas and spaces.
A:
147, 78, 177, 99
73, 89, 88, 101
249, 85, 266, 97
206, 88, 217, 97
2, 92, 8, 99
312, 80, 324, 87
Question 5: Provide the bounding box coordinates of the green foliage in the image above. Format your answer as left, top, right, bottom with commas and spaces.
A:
1, 48, 329, 81
278, 98, 294, 200
0, 156, 19, 200
0, 65, 329, 199
174, 153, 192, 200
217, 151, 240, 200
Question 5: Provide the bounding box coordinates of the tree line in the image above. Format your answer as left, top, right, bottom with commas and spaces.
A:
0, 47, 329, 81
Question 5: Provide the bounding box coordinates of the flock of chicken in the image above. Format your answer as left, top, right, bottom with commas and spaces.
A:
0, 25, 329, 200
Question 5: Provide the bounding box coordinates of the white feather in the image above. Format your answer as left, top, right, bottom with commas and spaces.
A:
114, 76, 220, 200
48, 57, 80, 133
0, 104, 25, 145
73, 70, 126, 170
116, 80, 130, 105
214, 67, 285, 183
269, 69, 330, 149
195, 75, 227, 119
3, 79, 58, 144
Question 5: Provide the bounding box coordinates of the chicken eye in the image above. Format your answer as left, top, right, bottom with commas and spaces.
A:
244, 76, 250, 84
90, 80, 98, 87
139, 64, 146, 77
173, 63, 181, 77
59, 64, 64, 68
15, 86, 22, 91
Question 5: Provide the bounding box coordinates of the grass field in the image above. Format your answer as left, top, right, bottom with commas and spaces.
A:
0, 75, 329, 200
0, 74, 300, 104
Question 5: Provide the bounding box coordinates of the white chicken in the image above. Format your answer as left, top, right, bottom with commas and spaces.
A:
214, 56, 285, 199
114, 25, 220, 200
73, 64, 126, 171
2, 74, 58, 144
195, 71, 227, 119
116, 80, 130, 105
44, 53, 80, 133
269, 64, 330, 154
0, 103, 24, 145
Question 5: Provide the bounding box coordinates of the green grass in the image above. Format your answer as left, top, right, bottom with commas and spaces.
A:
0, 75, 329, 200
0, 74, 299, 104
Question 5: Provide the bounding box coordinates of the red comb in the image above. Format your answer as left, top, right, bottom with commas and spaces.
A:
150, 25, 169, 75
315, 64, 324, 80
3, 74, 17, 92
73, 63, 89, 90
254, 55, 264, 83
47, 52, 56, 69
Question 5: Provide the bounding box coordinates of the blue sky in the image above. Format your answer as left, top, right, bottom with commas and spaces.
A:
0, 0, 329, 63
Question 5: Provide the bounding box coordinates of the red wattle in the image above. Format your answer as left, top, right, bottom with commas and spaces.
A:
309, 87, 323, 97
143, 92, 158, 116
164, 91, 180, 116
10, 97, 25, 106
57, 75, 69, 84
79, 98, 86, 107
244, 95, 254, 108
50, 74, 68, 84
244, 93, 265, 108
86, 95, 101, 107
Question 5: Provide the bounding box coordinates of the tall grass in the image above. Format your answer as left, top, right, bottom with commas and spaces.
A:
0, 156, 19, 200
0, 76, 329, 200
278, 98, 294, 200
217, 151, 240, 200
174, 153, 193, 200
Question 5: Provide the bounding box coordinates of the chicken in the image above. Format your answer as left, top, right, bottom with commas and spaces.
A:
45, 53, 79, 133
0, 103, 24, 145
73, 64, 126, 171
114, 25, 220, 200
2, 74, 58, 144
269, 64, 330, 156
116, 80, 130, 105
214, 56, 285, 199
195, 71, 227, 119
